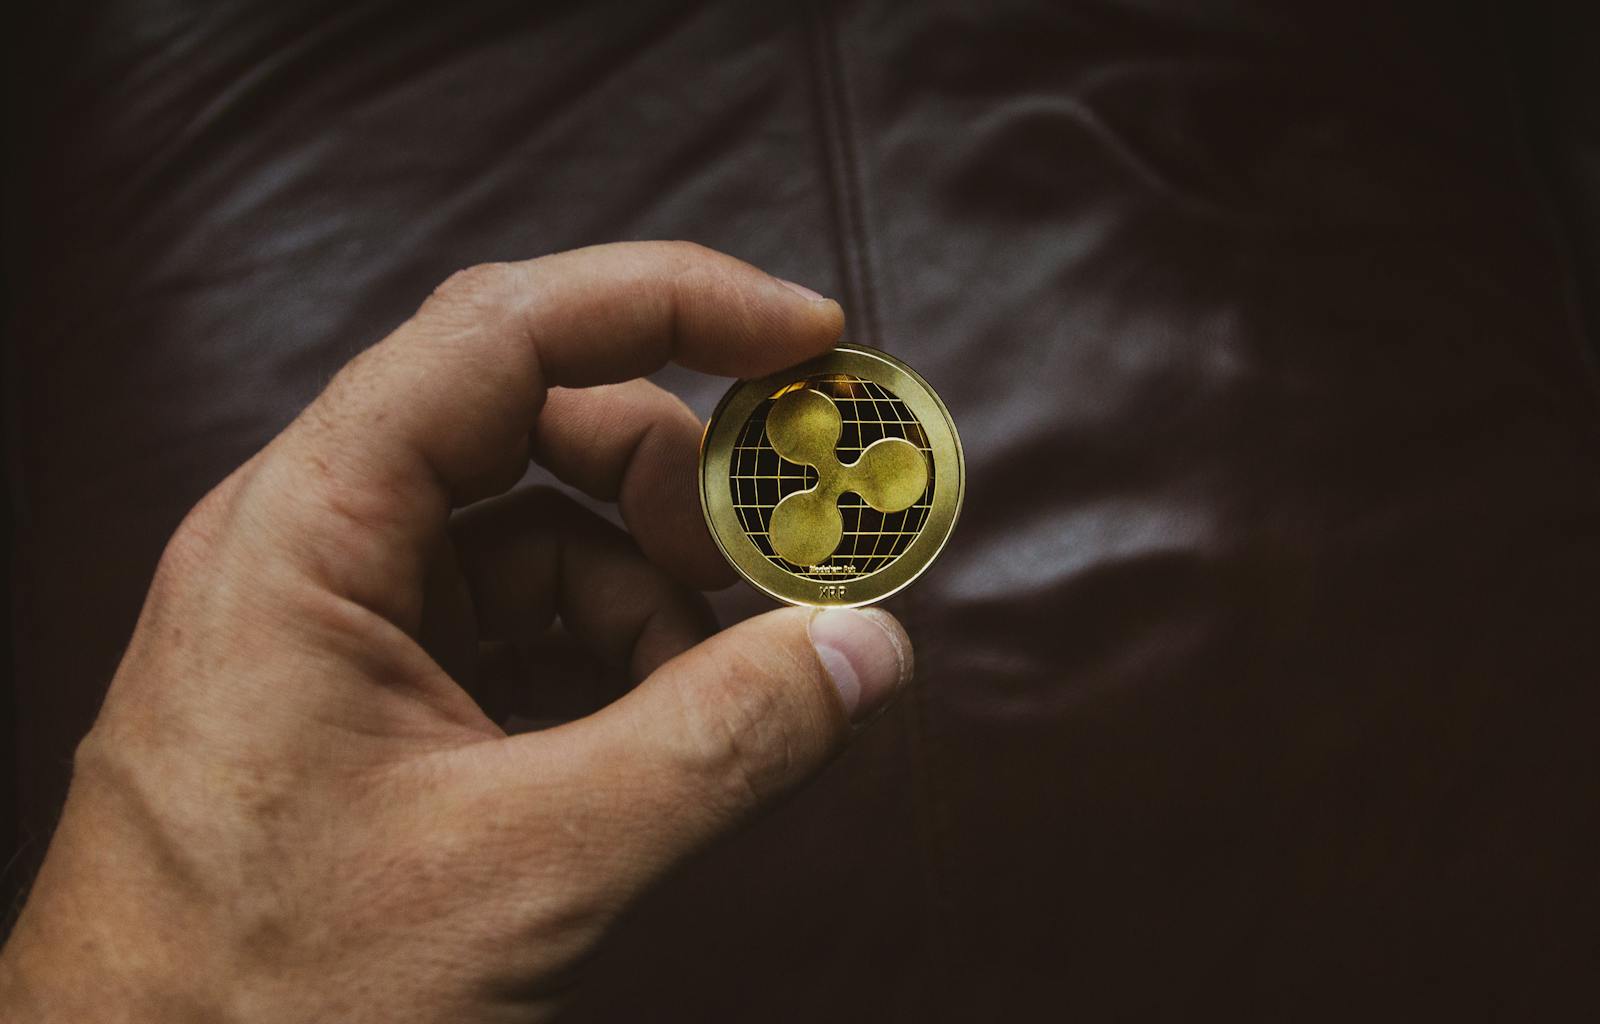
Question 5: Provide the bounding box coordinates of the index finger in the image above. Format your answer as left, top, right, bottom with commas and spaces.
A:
249, 241, 843, 628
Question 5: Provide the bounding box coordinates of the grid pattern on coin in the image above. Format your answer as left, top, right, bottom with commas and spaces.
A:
729, 373, 934, 582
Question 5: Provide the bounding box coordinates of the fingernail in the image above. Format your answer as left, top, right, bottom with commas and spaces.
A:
776, 277, 830, 303
808, 608, 912, 724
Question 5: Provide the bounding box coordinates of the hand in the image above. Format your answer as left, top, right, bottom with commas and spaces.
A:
0, 243, 913, 1022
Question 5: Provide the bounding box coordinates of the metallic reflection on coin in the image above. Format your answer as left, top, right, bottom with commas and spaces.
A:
699, 344, 964, 608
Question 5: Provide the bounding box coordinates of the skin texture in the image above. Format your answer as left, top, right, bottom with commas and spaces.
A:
0, 243, 913, 1023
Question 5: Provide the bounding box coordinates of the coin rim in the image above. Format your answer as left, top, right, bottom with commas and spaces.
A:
699, 344, 964, 608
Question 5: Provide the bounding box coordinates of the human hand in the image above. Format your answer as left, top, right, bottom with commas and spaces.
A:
0, 243, 913, 1022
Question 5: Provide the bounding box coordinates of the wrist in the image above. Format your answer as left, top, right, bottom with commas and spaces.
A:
2, 892, 210, 1024
0, 792, 222, 1024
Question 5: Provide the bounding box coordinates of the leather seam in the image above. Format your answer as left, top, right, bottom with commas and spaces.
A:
803, 3, 951, 999
1482, 0, 1600, 406
804, 3, 884, 350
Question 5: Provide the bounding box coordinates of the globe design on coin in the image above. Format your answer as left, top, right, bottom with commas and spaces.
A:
729, 374, 934, 582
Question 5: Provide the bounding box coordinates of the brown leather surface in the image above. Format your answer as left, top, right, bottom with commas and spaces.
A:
7, 2, 1600, 1018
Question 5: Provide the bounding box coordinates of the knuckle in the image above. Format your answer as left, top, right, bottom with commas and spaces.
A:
426, 261, 521, 314
655, 239, 716, 264
675, 658, 806, 817
152, 475, 241, 589
667, 240, 738, 286
652, 241, 729, 296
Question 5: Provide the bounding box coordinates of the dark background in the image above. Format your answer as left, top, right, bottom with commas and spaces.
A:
7, 1, 1600, 1019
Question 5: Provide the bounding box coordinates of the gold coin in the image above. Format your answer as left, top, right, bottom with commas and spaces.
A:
699, 344, 964, 608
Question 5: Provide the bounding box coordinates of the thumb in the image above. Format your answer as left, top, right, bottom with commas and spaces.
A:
518, 606, 911, 890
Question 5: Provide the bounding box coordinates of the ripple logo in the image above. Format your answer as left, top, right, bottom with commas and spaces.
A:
765, 387, 929, 567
